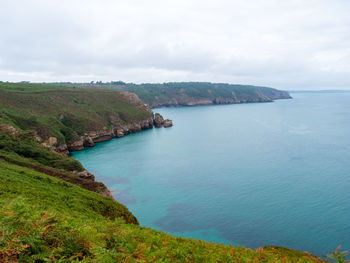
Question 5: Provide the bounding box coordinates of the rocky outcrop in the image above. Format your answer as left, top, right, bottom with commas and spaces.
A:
153, 114, 173, 128
163, 119, 173, 128
67, 140, 84, 151
0, 123, 19, 136
115, 129, 125, 138
56, 144, 69, 155
48, 137, 57, 146
154, 113, 165, 128
83, 137, 95, 147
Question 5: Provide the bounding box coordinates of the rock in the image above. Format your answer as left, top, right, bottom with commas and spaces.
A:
163, 119, 173, 128
121, 125, 130, 135
63, 115, 171, 153
140, 117, 154, 129
55, 144, 69, 155
91, 131, 114, 143
76, 170, 95, 180
213, 98, 236, 104
154, 113, 164, 127
185, 99, 213, 106
83, 136, 95, 147
153, 113, 173, 128
47, 137, 57, 146
67, 140, 84, 151
115, 129, 125, 138
0, 123, 18, 136
128, 123, 142, 133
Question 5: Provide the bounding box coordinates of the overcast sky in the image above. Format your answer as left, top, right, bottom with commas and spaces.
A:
1, 0, 350, 90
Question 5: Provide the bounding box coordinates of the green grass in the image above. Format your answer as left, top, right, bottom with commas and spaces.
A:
0, 160, 324, 262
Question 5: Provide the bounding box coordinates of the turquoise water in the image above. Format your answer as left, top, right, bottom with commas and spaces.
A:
72, 92, 350, 256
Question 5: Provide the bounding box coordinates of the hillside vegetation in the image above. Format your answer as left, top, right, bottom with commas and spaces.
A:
0, 82, 327, 262
59, 81, 292, 108
0, 160, 324, 262
0, 82, 153, 148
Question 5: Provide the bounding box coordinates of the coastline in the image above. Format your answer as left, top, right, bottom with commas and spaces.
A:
67, 96, 290, 200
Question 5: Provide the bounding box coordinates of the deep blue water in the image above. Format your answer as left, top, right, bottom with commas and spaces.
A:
72, 92, 350, 256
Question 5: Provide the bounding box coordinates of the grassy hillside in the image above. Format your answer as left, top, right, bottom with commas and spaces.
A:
0, 160, 324, 262
58, 81, 292, 108
0, 82, 153, 147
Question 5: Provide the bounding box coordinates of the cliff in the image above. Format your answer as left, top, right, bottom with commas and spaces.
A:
0, 83, 172, 155
65, 81, 292, 108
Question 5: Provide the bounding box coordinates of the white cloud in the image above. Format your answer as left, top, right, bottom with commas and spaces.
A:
0, 0, 350, 89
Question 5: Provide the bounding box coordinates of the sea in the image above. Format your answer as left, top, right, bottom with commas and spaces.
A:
72, 91, 350, 256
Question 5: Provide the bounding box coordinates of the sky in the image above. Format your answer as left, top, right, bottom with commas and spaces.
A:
1, 0, 350, 90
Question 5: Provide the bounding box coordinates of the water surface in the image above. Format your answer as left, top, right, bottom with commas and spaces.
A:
72, 92, 350, 256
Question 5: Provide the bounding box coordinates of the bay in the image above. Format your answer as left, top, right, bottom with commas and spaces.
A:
72, 91, 350, 256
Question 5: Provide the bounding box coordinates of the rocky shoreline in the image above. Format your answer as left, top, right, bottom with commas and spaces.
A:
46, 113, 173, 155
149, 95, 292, 108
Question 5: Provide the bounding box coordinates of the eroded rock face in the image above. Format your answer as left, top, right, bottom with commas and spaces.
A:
115, 129, 125, 138
76, 170, 95, 180
48, 137, 57, 146
163, 119, 173, 128
56, 144, 69, 155
83, 137, 95, 147
128, 123, 142, 133
0, 123, 19, 136
61, 115, 172, 154
67, 140, 84, 151
154, 113, 164, 127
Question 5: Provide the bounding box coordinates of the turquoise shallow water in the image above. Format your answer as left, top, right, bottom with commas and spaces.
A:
72, 91, 350, 256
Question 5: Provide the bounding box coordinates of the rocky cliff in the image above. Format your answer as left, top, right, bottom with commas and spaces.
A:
56, 113, 172, 154
73, 82, 292, 108
144, 87, 292, 108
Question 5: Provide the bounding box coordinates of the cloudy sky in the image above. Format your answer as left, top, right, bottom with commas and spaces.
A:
1, 0, 349, 90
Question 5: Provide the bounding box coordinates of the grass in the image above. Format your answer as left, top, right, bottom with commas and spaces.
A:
0, 160, 324, 262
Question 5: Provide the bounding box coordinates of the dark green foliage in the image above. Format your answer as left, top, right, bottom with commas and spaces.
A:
0, 132, 83, 171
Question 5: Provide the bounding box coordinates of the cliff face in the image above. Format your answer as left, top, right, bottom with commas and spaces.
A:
73, 82, 292, 108
144, 87, 292, 108
59, 113, 172, 154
